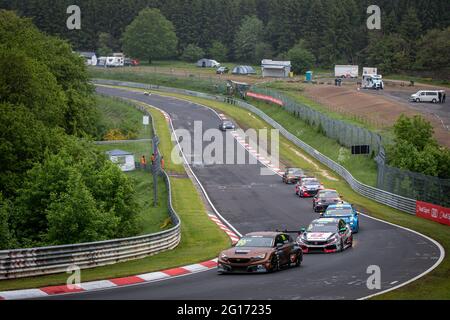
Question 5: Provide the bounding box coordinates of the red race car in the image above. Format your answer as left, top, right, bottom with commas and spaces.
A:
295, 178, 324, 197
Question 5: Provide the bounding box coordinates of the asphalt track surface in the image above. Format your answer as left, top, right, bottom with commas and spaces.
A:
48, 86, 441, 300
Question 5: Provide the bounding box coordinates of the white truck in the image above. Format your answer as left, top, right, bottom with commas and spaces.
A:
361, 67, 384, 90
335, 65, 359, 78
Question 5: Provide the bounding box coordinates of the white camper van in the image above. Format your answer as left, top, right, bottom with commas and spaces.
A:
410, 90, 445, 103
362, 74, 384, 90
361, 67, 384, 90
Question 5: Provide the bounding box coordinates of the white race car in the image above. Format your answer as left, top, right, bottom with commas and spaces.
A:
296, 218, 353, 253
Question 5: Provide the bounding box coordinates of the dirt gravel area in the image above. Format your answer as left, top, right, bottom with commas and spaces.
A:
303, 84, 450, 148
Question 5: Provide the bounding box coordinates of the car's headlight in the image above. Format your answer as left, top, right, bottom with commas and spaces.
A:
252, 253, 266, 260
220, 253, 228, 260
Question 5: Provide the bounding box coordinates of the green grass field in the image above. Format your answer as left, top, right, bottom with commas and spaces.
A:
136, 60, 262, 75
135, 102, 185, 175
96, 94, 152, 140
90, 67, 226, 95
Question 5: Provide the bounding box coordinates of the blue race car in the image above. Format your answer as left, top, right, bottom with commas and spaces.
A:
322, 203, 359, 233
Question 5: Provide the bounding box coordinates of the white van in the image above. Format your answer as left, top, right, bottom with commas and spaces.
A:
410, 90, 444, 103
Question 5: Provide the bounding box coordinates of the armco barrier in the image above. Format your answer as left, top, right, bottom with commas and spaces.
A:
0, 101, 181, 279
93, 79, 417, 215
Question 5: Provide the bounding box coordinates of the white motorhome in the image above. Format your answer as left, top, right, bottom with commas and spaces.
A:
105, 56, 124, 67
410, 90, 445, 103
362, 74, 384, 90
335, 65, 359, 78
361, 67, 384, 90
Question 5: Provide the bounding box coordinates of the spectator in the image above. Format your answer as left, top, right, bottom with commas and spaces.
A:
160, 156, 165, 170
140, 155, 147, 169
151, 153, 156, 165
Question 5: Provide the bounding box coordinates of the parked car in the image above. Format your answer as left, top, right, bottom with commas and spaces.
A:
216, 66, 229, 74
313, 189, 343, 213
217, 232, 303, 273
296, 218, 353, 253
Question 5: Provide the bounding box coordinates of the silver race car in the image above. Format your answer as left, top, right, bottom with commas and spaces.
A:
220, 120, 236, 131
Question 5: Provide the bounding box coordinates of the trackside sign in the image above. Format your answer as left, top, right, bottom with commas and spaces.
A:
416, 201, 450, 226
247, 91, 284, 106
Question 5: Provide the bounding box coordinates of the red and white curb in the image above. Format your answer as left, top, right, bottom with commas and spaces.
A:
161, 110, 171, 123
230, 130, 284, 177
208, 214, 240, 244
218, 113, 283, 177
0, 259, 218, 300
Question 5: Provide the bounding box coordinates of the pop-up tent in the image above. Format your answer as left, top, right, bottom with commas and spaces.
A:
232, 65, 256, 75
196, 58, 220, 68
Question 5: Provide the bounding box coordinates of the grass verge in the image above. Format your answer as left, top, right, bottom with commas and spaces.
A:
115, 86, 449, 300
96, 94, 152, 140
95, 142, 169, 235
0, 97, 230, 292
90, 67, 225, 95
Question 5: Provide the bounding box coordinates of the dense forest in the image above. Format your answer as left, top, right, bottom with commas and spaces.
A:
1, 0, 450, 76
0, 11, 140, 249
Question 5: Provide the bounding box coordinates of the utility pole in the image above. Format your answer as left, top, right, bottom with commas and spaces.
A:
152, 136, 161, 207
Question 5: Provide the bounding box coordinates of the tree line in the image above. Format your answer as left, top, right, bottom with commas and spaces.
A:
0, 11, 140, 249
1, 0, 449, 76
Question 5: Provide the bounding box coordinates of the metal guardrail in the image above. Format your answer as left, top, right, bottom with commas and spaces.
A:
93, 79, 417, 215
0, 101, 181, 279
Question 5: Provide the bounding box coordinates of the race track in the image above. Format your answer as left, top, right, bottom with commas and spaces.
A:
47, 86, 441, 300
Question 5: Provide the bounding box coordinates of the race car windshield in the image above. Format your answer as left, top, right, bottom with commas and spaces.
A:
235, 237, 274, 247
287, 169, 302, 175
319, 191, 339, 198
325, 209, 353, 216
304, 180, 319, 186
308, 224, 338, 233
